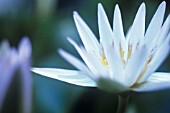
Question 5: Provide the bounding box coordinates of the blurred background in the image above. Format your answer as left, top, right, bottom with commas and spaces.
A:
0, 0, 170, 113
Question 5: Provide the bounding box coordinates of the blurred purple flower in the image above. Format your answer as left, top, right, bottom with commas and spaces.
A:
0, 37, 32, 113
0, 41, 18, 110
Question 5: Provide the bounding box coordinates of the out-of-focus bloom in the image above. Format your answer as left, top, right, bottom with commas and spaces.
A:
18, 38, 32, 113
0, 41, 18, 110
0, 37, 32, 113
32, 2, 170, 93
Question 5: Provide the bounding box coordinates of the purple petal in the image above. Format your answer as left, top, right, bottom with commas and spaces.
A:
18, 37, 32, 113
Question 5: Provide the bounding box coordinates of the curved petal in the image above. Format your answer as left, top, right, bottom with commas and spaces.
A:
58, 49, 96, 80
98, 3, 113, 44
31, 68, 96, 87
106, 44, 124, 84
145, 1, 166, 44
138, 37, 170, 83
98, 3, 119, 54
125, 45, 148, 86
0, 45, 18, 110
128, 3, 146, 52
73, 12, 101, 57
67, 38, 108, 78
18, 37, 32, 113
133, 72, 170, 92
148, 14, 170, 52
113, 5, 126, 51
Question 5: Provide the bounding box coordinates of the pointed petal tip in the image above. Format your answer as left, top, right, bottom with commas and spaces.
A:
18, 37, 32, 61
115, 4, 119, 9
98, 3, 104, 11
157, 1, 166, 12
66, 36, 71, 41
114, 4, 121, 14
73, 11, 78, 16
58, 48, 63, 54
73, 11, 83, 24
73, 11, 79, 20
19, 36, 31, 50
160, 1, 166, 6
140, 3, 146, 10
135, 3, 146, 17
67, 37, 75, 46
58, 48, 68, 58
98, 3, 102, 7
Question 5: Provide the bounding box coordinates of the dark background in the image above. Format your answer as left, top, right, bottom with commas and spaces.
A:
0, 0, 170, 113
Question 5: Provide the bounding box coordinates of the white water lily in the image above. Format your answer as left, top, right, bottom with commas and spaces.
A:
32, 2, 170, 93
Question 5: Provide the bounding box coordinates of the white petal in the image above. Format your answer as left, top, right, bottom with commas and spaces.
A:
139, 38, 170, 83
80, 47, 109, 78
148, 14, 170, 52
58, 49, 96, 80
147, 72, 170, 82
124, 27, 131, 61
106, 45, 125, 84
98, 3, 118, 53
73, 12, 101, 57
125, 45, 148, 86
113, 5, 126, 51
31, 68, 97, 87
67, 38, 108, 78
165, 32, 170, 44
128, 3, 145, 51
145, 1, 166, 44
98, 3, 124, 80
133, 72, 170, 92
98, 3, 112, 44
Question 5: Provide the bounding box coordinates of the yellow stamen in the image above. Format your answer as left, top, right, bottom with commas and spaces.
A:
134, 55, 153, 84
101, 57, 108, 66
100, 48, 108, 67
128, 45, 132, 59
120, 46, 124, 58
130, 83, 140, 89
120, 47, 126, 64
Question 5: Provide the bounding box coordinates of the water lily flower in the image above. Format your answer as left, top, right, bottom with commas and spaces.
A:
0, 37, 32, 113
32, 2, 170, 94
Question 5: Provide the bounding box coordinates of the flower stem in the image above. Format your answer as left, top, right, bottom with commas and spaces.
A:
116, 92, 131, 113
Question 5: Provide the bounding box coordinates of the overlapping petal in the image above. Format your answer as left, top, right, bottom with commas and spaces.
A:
32, 2, 170, 94
0, 44, 18, 110
73, 12, 101, 57
128, 3, 145, 52
58, 49, 96, 80
133, 73, 170, 92
0, 37, 32, 113
31, 68, 96, 87
145, 2, 166, 45
113, 4, 126, 48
